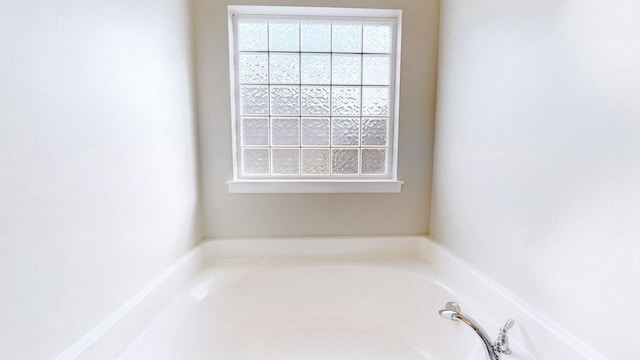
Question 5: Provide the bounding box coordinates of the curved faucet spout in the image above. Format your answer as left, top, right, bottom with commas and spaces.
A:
439, 302, 510, 360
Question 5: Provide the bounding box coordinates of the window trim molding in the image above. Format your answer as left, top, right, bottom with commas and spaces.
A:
227, 179, 404, 193
227, 5, 403, 193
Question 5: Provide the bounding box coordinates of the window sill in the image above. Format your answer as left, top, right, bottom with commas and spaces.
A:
227, 180, 404, 193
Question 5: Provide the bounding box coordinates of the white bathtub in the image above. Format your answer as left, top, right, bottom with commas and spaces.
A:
59, 237, 604, 360
121, 259, 485, 360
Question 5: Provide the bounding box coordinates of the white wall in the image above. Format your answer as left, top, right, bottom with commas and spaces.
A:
0, 0, 201, 358
431, 0, 640, 358
194, 0, 439, 238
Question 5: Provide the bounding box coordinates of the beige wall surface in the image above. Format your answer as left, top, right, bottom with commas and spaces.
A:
194, 0, 439, 238
0, 0, 201, 358
431, 0, 640, 358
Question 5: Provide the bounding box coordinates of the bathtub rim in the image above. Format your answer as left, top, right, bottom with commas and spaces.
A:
56, 235, 607, 360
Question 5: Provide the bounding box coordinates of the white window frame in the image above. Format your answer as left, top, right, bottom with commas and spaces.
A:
226, 5, 403, 193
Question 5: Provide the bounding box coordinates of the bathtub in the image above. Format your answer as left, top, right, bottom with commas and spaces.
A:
122, 259, 487, 360
58, 237, 604, 360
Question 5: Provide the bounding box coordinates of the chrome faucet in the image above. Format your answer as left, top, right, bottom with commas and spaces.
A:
439, 302, 514, 360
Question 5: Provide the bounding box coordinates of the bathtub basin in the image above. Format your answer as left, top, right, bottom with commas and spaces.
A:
120, 258, 484, 360
62, 237, 554, 360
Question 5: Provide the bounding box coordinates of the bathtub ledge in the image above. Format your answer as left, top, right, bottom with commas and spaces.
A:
58, 236, 608, 360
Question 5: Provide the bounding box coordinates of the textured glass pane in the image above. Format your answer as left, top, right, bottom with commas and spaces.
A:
271, 118, 300, 146
301, 21, 331, 52
301, 118, 330, 146
361, 149, 387, 174
332, 54, 361, 85
243, 148, 269, 175
362, 118, 388, 146
241, 117, 269, 146
301, 54, 331, 85
362, 87, 389, 116
270, 53, 299, 84
301, 86, 330, 116
239, 53, 268, 84
302, 149, 330, 175
272, 149, 300, 175
332, 149, 359, 175
363, 23, 392, 54
270, 86, 300, 115
331, 87, 361, 116
362, 55, 390, 85
332, 118, 360, 146
237, 20, 268, 52
269, 20, 299, 51
240, 85, 269, 115
332, 22, 361, 53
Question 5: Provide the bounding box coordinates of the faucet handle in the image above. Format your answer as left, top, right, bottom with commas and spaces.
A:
494, 319, 515, 355
501, 319, 515, 332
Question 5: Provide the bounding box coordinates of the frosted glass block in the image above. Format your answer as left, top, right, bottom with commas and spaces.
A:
301, 86, 330, 116
302, 149, 330, 175
332, 22, 362, 53
362, 55, 390, 85
237, 20, 268, 52
241, 117, 269, 146
331, 87, 361, 116
361, 149, 387, 174
301, 21, 331, 52
239, 53, 268, 84
362, 87, 389, 116
272, 149, 300, 175
243, 148, 269, 175
301, 54, 331, 85
332, 149, 359, 175
270, 53, 299, 84
269, 20, 299, 51
301, 118, 330, 146
240, 85, 269, 115
362, 118, 388, 146
271, 117, 300, 146
332, 54, 361, 85
363, 23, 392, 54
332, 118, 360, 146
270, 86, 300, 115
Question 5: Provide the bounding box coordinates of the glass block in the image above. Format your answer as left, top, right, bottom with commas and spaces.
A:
332, 22, 362, 53
302, 149, 330, 175
270, 86, 300, 115
332, 149, 359, 175
243, 148, 269, 175
301, 21, 331, 52
237, 20, 268, 52
301, 86, 330, 116
239, 53, 268, 84
301, 118, 330, 146
272, 149, 300, 175
331, 87, 361, 116
241, 117, 269, 146
362, 118, 388, 146
362, 55, 390, 85
362, 87, 389, 116
301, 54, 331, 85
271, 118, 300, 146
332, 54, 361, 85
332, 118, 360, 146
269, 20, 299, 52
361, 149, 387, 174
240, 85, 269, 115
363, 23, 392, 54
270, 53, 299, 84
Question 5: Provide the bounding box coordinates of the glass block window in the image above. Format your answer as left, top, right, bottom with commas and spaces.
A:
230, 7, 400, 180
